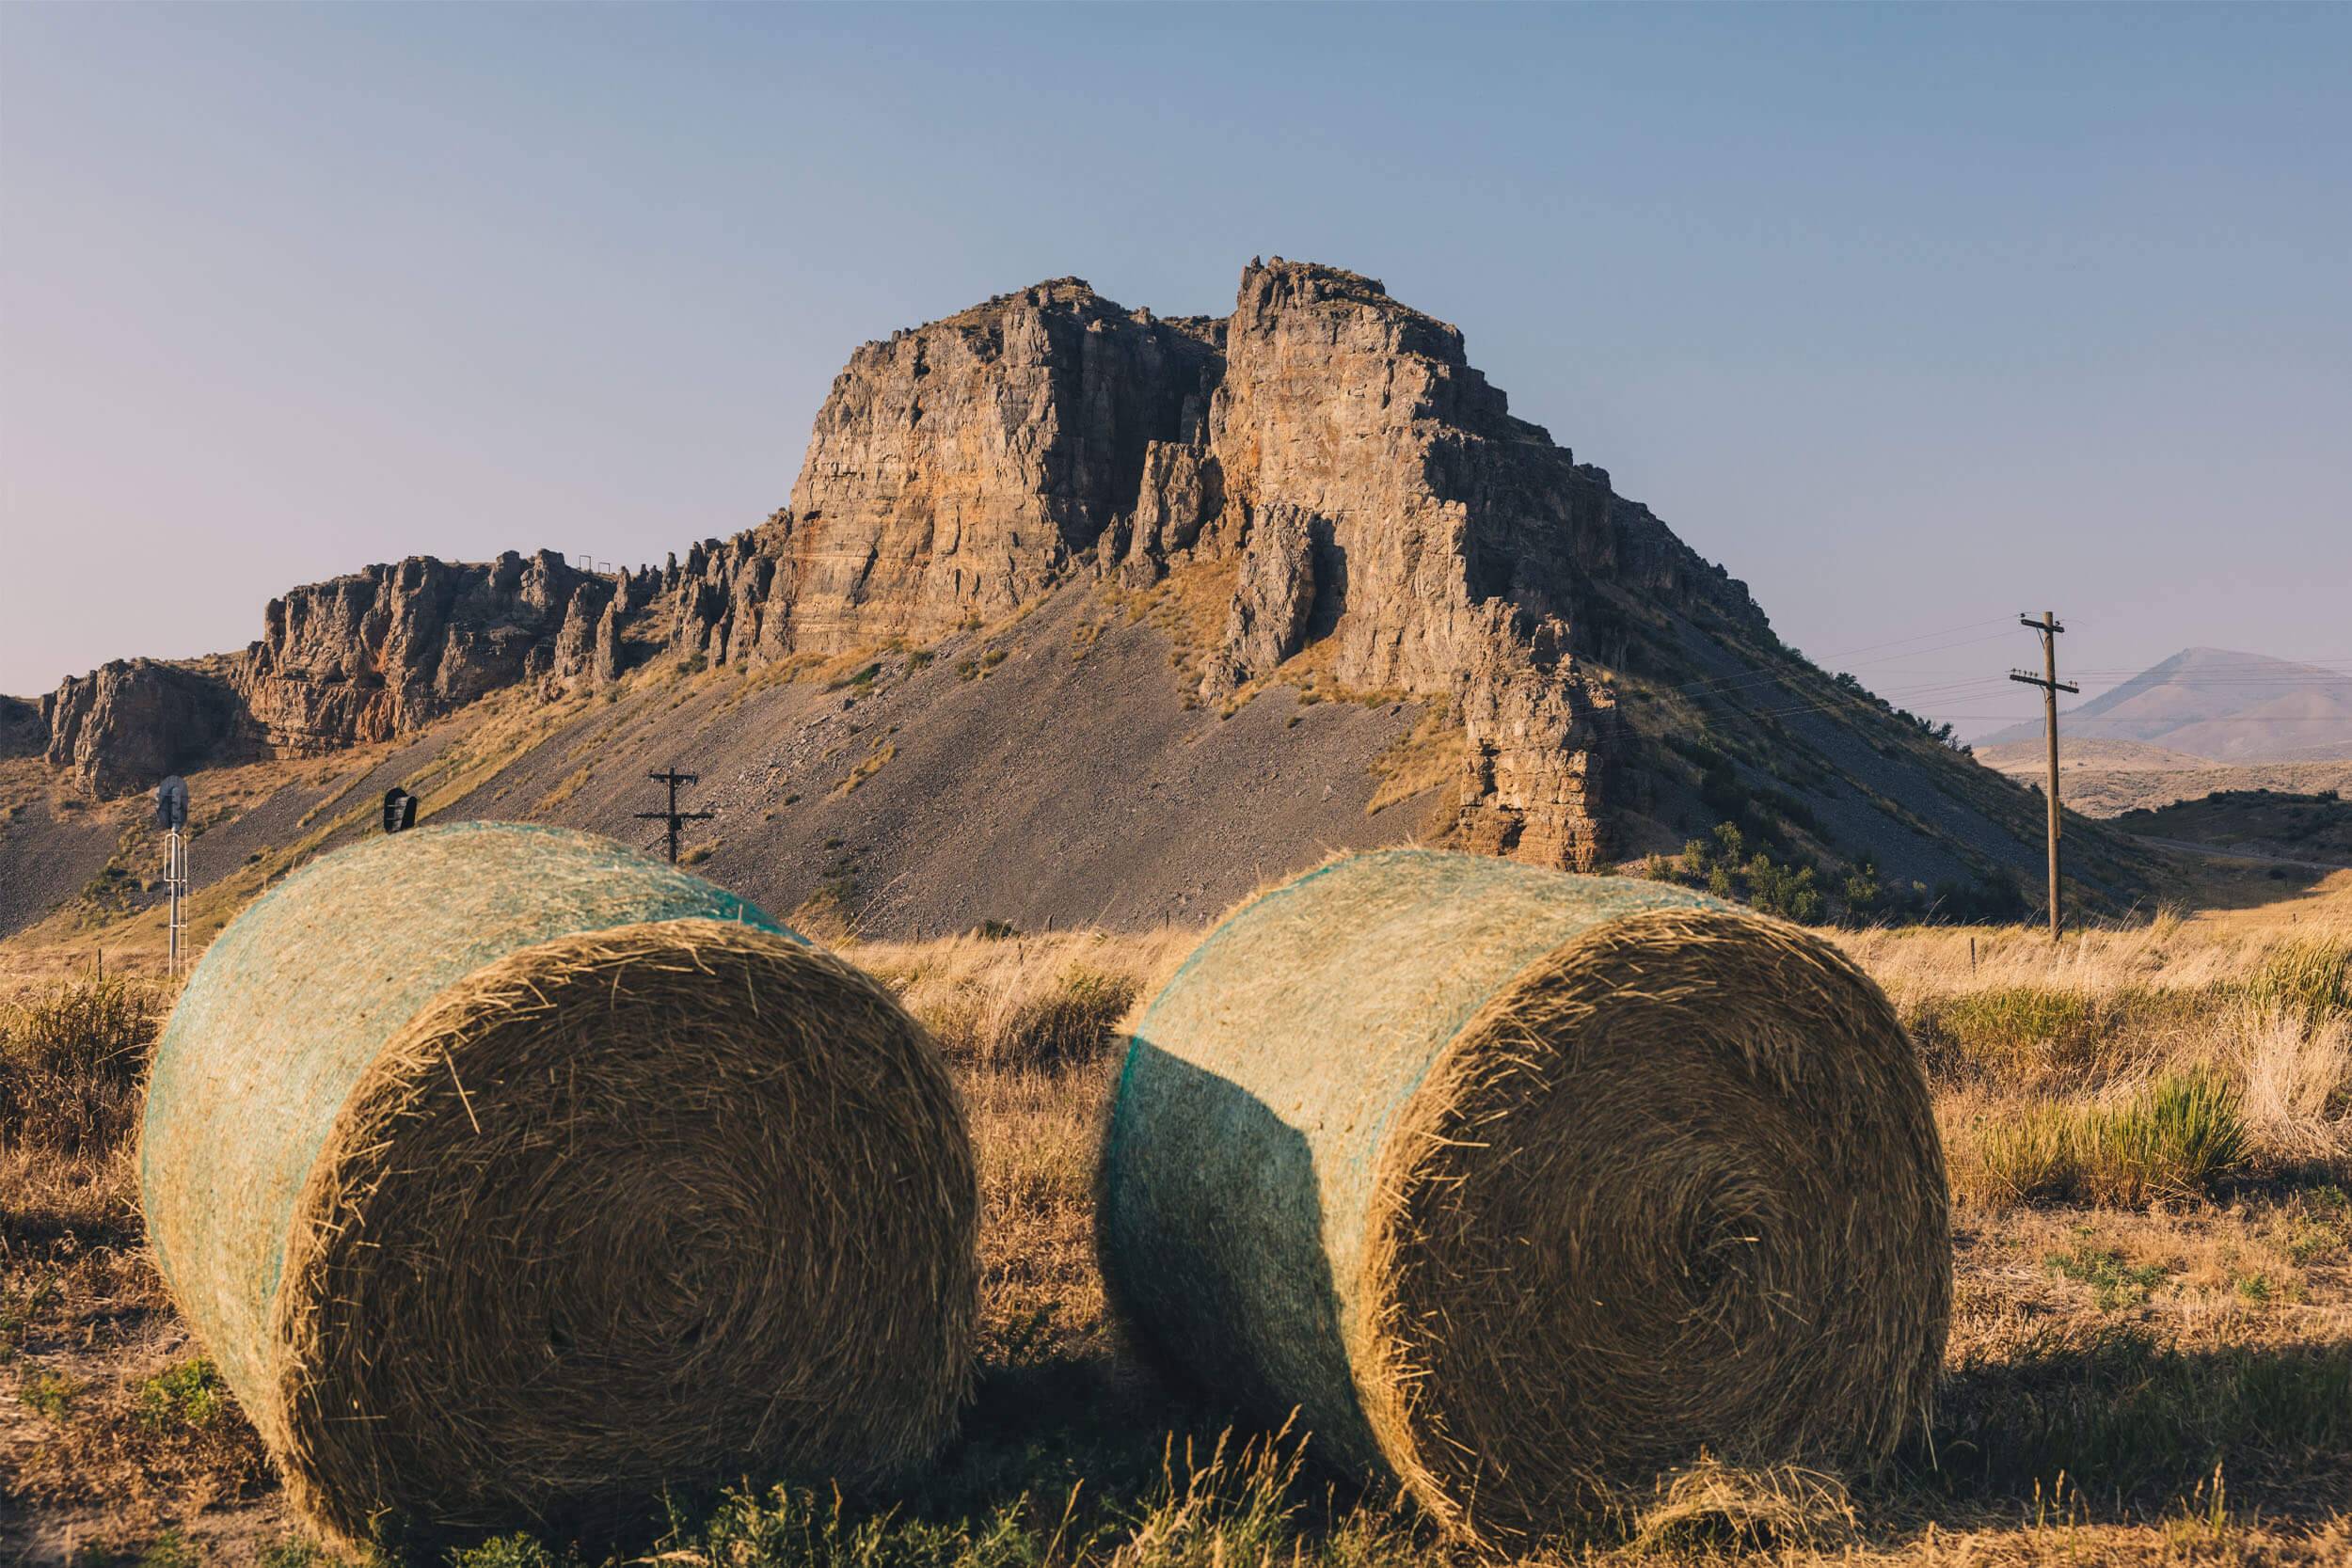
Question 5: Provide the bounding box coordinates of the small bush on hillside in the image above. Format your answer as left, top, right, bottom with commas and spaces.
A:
1744, 852, 1823, 922
1656, 821, 1829, 923
0, 979, 166, 1154
1840, 859, 1883, 918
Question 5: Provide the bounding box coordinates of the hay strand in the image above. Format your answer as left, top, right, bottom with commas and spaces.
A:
1099, 849, 1948, 1542
141, 823, 977, 1551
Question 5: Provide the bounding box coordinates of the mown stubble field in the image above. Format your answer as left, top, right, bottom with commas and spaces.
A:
4, 873, 2349, 1567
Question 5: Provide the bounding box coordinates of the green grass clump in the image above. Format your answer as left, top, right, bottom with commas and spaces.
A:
21, 1368, 79, 1422
135, 1355, 231, 1433
448, 1537, 571, 1568
257, 1544, 337, 1568
1909, 986, 2220, 1085
2045, 1241, 2168, 1310
2270, 1185, 2352, 1265
135, 1533, 203, 1568
923, 965, 1141, 1069
0, 1276, 61, 1354
2088, 1071, 2250, 1206
444, 1429, 1427, 1568
998, 968, 1138, 1068
2240, 941, 2352, 1020
1970, 1071, 2249, 1209
1911, 987, 2101, 1079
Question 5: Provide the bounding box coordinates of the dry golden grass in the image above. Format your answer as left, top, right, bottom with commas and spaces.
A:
1, 1143, 276, 1536
1840, 876, 2352, 1212
1835, 871, 2352, 1004
1110, 553, 1243, 698
852, 927, 1197, 1069
1364, 703, 1467, 818
5, 874, 2351, 1564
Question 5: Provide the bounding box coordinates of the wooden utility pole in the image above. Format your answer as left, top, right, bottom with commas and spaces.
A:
2010, 612, 2079, 940
635, 768, 714, 864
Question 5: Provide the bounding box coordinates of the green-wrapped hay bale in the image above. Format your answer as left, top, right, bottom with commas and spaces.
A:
1100, 849, 1947, 1542
142, 822, 977, 1552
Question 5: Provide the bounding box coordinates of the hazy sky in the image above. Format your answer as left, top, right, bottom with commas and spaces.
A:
4, 4, 2345, 736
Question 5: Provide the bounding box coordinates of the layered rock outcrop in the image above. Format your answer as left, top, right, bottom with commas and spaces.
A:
1183, 261, 1766, 865
35, 260, 1769, 865
36, 553, 639, 796
771, 281, 1221, 652
753, 259, 1768, 866
236, 549, 611, 748
42, 660, 243, 799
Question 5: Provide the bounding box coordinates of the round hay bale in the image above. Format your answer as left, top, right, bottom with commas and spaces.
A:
141, 822, 976, 1551
1099, 849, 1947, 1542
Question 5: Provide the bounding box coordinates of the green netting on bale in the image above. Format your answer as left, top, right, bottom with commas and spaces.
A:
1100, 848, 1948, 1542
143, 821, 782, 1401
139, 821, 977, 1552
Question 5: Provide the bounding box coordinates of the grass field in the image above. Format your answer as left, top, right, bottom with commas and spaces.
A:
3, 871, 2348, 1565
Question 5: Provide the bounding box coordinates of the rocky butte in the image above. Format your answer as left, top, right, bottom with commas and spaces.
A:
25, 257, 2136, 927
40, 261, 1780, 872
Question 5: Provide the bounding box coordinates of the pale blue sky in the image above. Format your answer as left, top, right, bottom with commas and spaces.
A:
4, 3, 2345, 736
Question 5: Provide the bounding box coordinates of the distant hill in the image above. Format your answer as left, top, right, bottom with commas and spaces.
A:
2112, 788, 2352, 868
1978, 736, 2352, 818
1979, 648, 2352, 763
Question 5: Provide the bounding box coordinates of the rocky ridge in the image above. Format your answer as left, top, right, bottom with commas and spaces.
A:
24, 261, 1978, 880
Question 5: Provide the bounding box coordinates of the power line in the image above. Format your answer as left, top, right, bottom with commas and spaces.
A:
1652, 618, 2010, 700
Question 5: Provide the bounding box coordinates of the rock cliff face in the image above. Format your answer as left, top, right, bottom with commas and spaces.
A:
744, 260, 1768, 866
771, 281, 1221, 654
30, 261, 1768, 866
42, 660, 243, 799
35, 552, 635, 796
0, 694, 44, 761
237, 549, 610, 747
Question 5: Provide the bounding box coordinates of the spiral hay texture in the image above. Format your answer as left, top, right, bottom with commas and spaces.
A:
141, 822, 977, 1552
1100, 850, 1948, 1542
